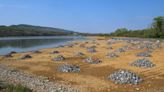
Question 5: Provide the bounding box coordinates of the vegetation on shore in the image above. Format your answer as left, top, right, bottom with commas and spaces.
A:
98, 16, 164, 38
0, 82, 32, 92
0, 24, 76, 37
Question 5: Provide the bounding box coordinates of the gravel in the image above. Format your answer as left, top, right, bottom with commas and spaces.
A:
87, 47, 97, 53
21, 55, 32, 59
116, 48, 125, 53
53, 55, 65, 61
51, 51, 60, 54
57, 64, 80, 73
83, 57, 102, 64
0, 64, 79, 92
75, 52, 85, 56
107, 52, 119, 58
137, 52, 151, 57
108, 69, 142, 85
130, 58, 155, 68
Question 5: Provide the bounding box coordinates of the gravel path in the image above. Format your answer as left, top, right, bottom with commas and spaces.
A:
0, 64, 79, 92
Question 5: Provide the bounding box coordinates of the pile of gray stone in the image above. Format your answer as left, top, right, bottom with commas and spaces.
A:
107, 52, 119, 58
116, 48, 125, 53
130, 58, 155, 68
53, 55, 65, 61
75, 52, 85, 56
137, 52, 151, 57
108, 69, 142, 85
33, 50, 42, 53
4, 51, 17, 58
51, 51, 60, 54
79, 44, 86, 48
107, 46, 113, 50
87, 47, 97, 53
83, 57, 102, 64
21, 55, 32, 59
57, 64, 80, 73
66, 44, 74, 48
0, 64, 78, 92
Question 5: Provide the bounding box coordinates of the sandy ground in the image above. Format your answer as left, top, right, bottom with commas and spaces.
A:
0, 36, 164, 92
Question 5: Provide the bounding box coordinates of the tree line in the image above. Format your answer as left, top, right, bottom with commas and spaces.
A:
108, 16, 164, 38
0, 24, 75, 37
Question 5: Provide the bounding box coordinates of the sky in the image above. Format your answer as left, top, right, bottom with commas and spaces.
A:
0, 0, 164, 33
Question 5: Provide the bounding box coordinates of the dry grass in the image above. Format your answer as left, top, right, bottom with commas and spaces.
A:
0, 37, 164, 92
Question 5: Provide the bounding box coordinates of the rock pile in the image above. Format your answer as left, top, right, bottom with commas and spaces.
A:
57, 64, 80, 73
83, 57, 102, 64
108, 69, 142, 85
51, 51, 60, 54
0, 64, 78, 92
107, 52, 119, 58
87, 47, 97, 53
53, 55, 65, 61
137, 52, 151, 57
116, 48, 125, 53
130, 58, 155, 68
33, 50, 41, 53
21, 55, 32, 59
75, 52, 85, 56
4, 53, 12, 58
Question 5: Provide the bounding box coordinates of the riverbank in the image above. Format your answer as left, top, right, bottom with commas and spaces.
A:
0, 36, 164, 92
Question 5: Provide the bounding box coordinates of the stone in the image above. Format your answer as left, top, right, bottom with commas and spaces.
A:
21, 55, 32, 59
83, 57, 102, 64
107, 52, 119, 58
137, 52, 151, 57
51, 51, 60, 54
130, 58, 155, 68
57, 64, 80, 73
75, 52, 85, 56
116, 48, 125, 53
108, 69, 142, 85
53, 55, 65, 61
87, 47, 97, 53
33, 50, 41, 53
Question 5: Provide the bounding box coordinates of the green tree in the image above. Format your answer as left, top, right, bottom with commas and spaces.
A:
152, 16, 164, 37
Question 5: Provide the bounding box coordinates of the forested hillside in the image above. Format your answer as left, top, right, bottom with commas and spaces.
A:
0, 24, 75, 36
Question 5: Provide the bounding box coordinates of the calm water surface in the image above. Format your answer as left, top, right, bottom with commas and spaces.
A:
0, 36, 84, 55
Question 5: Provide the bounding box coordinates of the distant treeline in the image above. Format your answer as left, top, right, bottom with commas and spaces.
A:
0, 24, 75, 36
99, 16, 164, 38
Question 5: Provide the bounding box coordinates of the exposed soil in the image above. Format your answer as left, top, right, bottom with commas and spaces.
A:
0, 37, 164, 92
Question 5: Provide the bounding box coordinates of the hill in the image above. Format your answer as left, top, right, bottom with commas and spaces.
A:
0, 24, 76, 36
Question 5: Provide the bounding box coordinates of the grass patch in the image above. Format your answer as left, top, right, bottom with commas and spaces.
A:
0, 83, 32, 92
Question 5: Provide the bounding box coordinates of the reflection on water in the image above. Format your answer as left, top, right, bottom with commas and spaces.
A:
0, 36, 82, 55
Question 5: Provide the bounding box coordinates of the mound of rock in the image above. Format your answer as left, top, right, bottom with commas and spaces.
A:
116, 48, 125, 53
4, 53, 12, 58
137, 52, 151, 57
57, 64, 80, 73
108, 69, 142, 85
87, 47, 97, 53
75, 52, 85, 56
130, 58, 155, 68
33, 50, 41, 53
83, 57, 102, 64
21, 55, 32, 59
53, 55, 65, 61
51, 51, 60, 54
107, 52, 119, 58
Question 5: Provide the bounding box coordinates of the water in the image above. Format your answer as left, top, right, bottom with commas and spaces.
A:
0, 36, 84, 55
